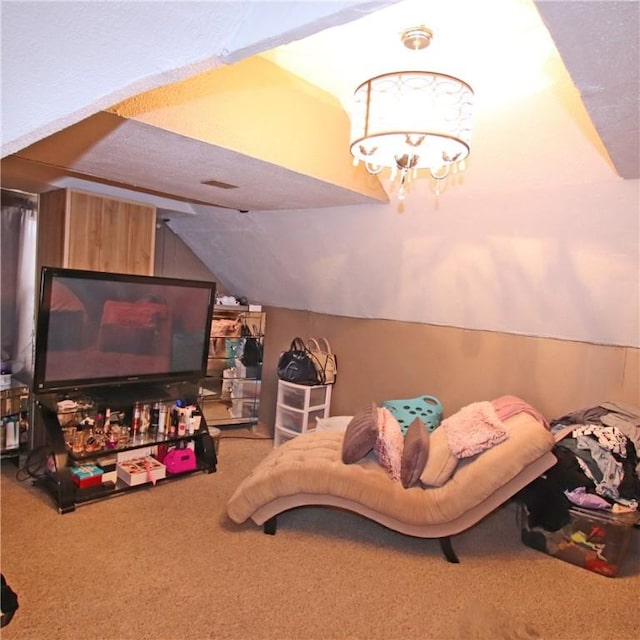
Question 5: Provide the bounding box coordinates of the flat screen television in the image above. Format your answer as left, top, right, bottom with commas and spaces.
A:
33, 267, 216, 395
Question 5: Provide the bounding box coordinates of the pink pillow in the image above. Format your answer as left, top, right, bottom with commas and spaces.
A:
374, 407, 404, 482
442, 401, 508, 458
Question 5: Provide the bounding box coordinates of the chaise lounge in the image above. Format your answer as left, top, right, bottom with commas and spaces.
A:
227, 404, 557, 562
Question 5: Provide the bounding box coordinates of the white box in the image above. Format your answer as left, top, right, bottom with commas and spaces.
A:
101, 470, 118, 484
116, 456, 166, 486
3, 418, 19, 449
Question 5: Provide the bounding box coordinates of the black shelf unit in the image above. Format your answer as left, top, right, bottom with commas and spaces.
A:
33, 381, 217, 513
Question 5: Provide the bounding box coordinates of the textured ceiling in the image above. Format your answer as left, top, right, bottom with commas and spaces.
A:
535, 0, 639, 179
1, 0, 638, 214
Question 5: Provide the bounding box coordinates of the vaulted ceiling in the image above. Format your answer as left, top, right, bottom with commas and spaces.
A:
2, 0, 638, 212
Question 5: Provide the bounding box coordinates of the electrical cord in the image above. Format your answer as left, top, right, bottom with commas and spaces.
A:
15, 446, 53, 483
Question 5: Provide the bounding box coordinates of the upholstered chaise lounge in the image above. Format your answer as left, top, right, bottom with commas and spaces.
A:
227, 409, 556, 562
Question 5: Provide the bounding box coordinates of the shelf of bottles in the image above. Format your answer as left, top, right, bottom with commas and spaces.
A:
199, 306, 265, 428
54, 396, 203, 462
1, 381, 29, 461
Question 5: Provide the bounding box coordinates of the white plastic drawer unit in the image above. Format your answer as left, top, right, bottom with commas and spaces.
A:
274, 427, 298, 448
274, 380, 332, 446
276, 380, 330, 411
276, 405, 327, 433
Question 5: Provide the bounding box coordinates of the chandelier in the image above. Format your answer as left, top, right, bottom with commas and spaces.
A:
349, 27, 474, 200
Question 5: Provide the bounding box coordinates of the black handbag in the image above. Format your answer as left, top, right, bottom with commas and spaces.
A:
1, 574, 19, 628
240, 323, 262, 367
277, 338, 325, 385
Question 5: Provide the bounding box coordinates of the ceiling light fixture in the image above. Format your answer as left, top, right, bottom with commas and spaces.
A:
349, 26, 474, 200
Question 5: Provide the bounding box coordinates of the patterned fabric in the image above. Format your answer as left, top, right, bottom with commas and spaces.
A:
381, 395, 442, 434
572, 424, 628, 457
374, 407, 404, 482
442, 401, 508, 459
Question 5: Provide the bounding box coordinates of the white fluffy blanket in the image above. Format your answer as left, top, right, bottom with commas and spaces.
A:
442, 401, 508, 458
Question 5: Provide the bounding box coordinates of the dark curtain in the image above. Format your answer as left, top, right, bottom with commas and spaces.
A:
1, 189, 37, 384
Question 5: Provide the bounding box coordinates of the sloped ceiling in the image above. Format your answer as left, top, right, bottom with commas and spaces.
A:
1, 0, 397, 210
2, 0, 638, 210
1, 0, 638, 348
3, 56, 389, 210
535, 0, 639, 180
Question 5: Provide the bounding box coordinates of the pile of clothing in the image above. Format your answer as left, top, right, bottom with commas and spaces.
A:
520, 402, 640, 531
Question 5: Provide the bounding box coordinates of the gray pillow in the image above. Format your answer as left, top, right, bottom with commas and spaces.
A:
342, 403, 379, 464
401, 417, 430, 488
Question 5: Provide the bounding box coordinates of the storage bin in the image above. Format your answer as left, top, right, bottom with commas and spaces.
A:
276, 405, 326, 433
519, 504, 639, 577
277, 382, 329, 410
230, 379, 261, 399
230, 398, 258, 419
234, 359, 259, 380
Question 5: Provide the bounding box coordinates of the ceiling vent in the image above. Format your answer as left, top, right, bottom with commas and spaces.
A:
201, 178, 239, 189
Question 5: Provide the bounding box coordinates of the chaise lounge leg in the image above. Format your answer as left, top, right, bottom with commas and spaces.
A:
439, 537, 460, 563
263, 517, 277, 535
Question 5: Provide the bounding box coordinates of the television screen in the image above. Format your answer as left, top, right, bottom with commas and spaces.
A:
33, 267, 216, 394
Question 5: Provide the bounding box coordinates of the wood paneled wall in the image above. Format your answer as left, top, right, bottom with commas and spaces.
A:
38, 188, 156, 275
258, 307, 639, 433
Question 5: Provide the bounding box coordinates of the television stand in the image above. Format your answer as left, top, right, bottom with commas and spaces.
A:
33, 381, 217, 513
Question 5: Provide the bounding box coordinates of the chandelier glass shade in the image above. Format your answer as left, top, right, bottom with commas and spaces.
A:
350, 70, 474, 198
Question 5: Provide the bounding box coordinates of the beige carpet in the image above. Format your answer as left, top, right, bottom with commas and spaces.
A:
1, 430, 638, 640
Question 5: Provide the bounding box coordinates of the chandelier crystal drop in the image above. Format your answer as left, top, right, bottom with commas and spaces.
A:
349, 28, 474, 200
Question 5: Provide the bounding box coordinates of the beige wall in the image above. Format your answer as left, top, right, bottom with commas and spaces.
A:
154, 221, 218, 283
258, 307, 639, 434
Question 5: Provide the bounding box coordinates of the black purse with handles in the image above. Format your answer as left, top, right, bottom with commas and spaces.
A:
277, 337, 325, 385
